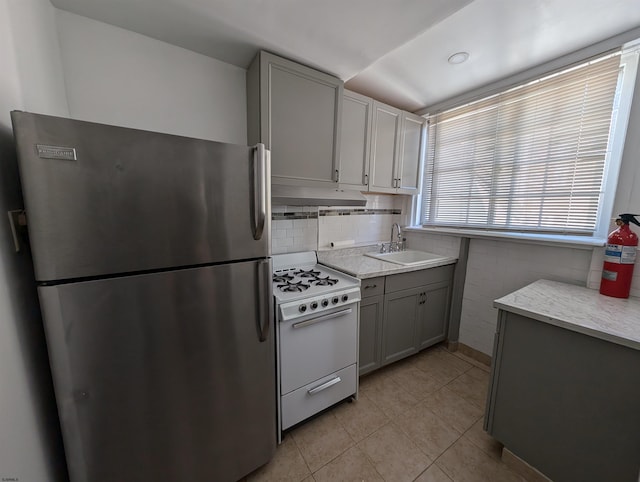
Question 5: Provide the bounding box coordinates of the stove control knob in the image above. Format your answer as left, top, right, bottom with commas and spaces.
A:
321, 299, 329, 307
332, 296, 339, 305
298, 304, 307, 313
341, 294, 349, 302
310, 301, 318, 310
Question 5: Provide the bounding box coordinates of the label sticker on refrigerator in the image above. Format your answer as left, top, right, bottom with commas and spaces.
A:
36, 144, 77, 161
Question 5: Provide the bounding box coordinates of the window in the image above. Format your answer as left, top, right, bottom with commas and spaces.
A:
420, 50, 636, 239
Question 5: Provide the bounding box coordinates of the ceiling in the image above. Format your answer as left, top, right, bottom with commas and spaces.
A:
50, 0, 640, 112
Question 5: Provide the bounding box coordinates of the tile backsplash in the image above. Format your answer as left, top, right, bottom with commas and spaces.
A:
271, 193, 406, 254
272, 206, 318, 254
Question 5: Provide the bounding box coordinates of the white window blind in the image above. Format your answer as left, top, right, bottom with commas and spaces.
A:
421, 53, 622, 234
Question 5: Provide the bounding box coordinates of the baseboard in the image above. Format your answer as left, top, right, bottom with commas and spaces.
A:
455, 342, 492, 367
502, 448, 553, 482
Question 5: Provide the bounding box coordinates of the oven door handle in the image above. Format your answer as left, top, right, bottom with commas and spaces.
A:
308, 376, 342, 395
292, 308, 353, 329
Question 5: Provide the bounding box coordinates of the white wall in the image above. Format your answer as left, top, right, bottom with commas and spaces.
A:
0, 1, 69, 480
404, 231, 462, 259
55, 9, 247, 144
459, 240, 593, 354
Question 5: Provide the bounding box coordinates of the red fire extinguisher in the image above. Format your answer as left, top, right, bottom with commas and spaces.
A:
600, 213, 640, 298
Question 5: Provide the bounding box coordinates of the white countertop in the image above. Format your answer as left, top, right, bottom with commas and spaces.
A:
317, 247, 457, 279
494, 279, 640, 351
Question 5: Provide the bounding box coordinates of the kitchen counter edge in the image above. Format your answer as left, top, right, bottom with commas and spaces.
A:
494, 279, 640, 351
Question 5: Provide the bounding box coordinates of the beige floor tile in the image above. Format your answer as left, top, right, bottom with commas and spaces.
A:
358, 422, 432, 482
291, 412, 355, 473
466, 366, 491, 382
246, 434, 310, 482
414, 463, 454, 482
436, 437, 526, 482
312, 445, 383, 482
391, 365, 444, 400
422, 386, 483, 433
396, 401, 461, 460
358, 370, 390, 395
360, 375, 419, 420
445, 371, 489, 409
462, 418, 503, 460
412, 350, 472, 385
332, 393, 389, 442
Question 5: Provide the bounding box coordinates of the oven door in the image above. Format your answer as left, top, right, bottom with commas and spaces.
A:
279, 302, 358, 395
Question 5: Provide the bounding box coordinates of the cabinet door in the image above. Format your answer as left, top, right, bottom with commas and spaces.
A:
417, 281, 451, 350
251, 52, 343, 187
382, 287, 420, 365
339, 90, 372, 190
369, 101, 401, 193
359, 294, 384, 375
397, 112, 426, 195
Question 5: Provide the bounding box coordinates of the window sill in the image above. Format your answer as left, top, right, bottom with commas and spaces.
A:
404, 226, 606, 249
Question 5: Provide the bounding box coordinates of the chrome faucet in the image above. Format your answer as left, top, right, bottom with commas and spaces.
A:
391, 223, 402, 243
390, 223, 402, 251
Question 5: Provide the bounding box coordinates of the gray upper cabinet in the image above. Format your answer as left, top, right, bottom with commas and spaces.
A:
369, 101, 402, 193
397, 111, 427, 195
247, 51, 343, 187
339, 90, 372, 190
368, 100, 426, 195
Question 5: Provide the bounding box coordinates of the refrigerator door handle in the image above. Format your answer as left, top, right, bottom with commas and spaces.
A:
256, 259, 272, 342
252, 144, 268, 240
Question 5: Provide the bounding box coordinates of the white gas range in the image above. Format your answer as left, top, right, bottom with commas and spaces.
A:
272, 251, 360, 437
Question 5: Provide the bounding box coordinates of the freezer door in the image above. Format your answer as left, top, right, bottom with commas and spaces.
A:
11, 111, 270, 281
38, 260, 275, 482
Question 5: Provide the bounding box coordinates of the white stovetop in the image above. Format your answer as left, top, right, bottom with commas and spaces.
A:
272, 251, 360, 305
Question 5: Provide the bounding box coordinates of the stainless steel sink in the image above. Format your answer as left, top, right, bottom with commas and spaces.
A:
364, 250, 446, 266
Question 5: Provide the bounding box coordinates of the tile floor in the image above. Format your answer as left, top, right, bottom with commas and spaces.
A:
245, 345, 531, 482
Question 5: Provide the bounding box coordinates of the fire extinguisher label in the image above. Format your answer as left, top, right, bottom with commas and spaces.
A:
604, 244, 637, 264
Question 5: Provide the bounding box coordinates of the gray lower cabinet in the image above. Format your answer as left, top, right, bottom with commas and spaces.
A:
485, 311, 640, 482
359, 294, 384, 375
359, 277, 384, 376
382, 287, 421, 364
247, 51, 343, 187
359, 266, 453, 374
418, 281, 450, 350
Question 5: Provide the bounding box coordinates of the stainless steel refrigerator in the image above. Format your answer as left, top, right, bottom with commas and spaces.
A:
11, 111, 275, 482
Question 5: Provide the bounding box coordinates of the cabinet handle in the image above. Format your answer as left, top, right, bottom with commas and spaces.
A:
335, 169, 340, 182
364, 173, 368, 185
364, 284, 377, 290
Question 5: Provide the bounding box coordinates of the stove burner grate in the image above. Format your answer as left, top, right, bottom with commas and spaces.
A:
273, 273, 294, 283
313, 276, 338, 286
278, 281, 310, 292
294, 269, 321, 278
